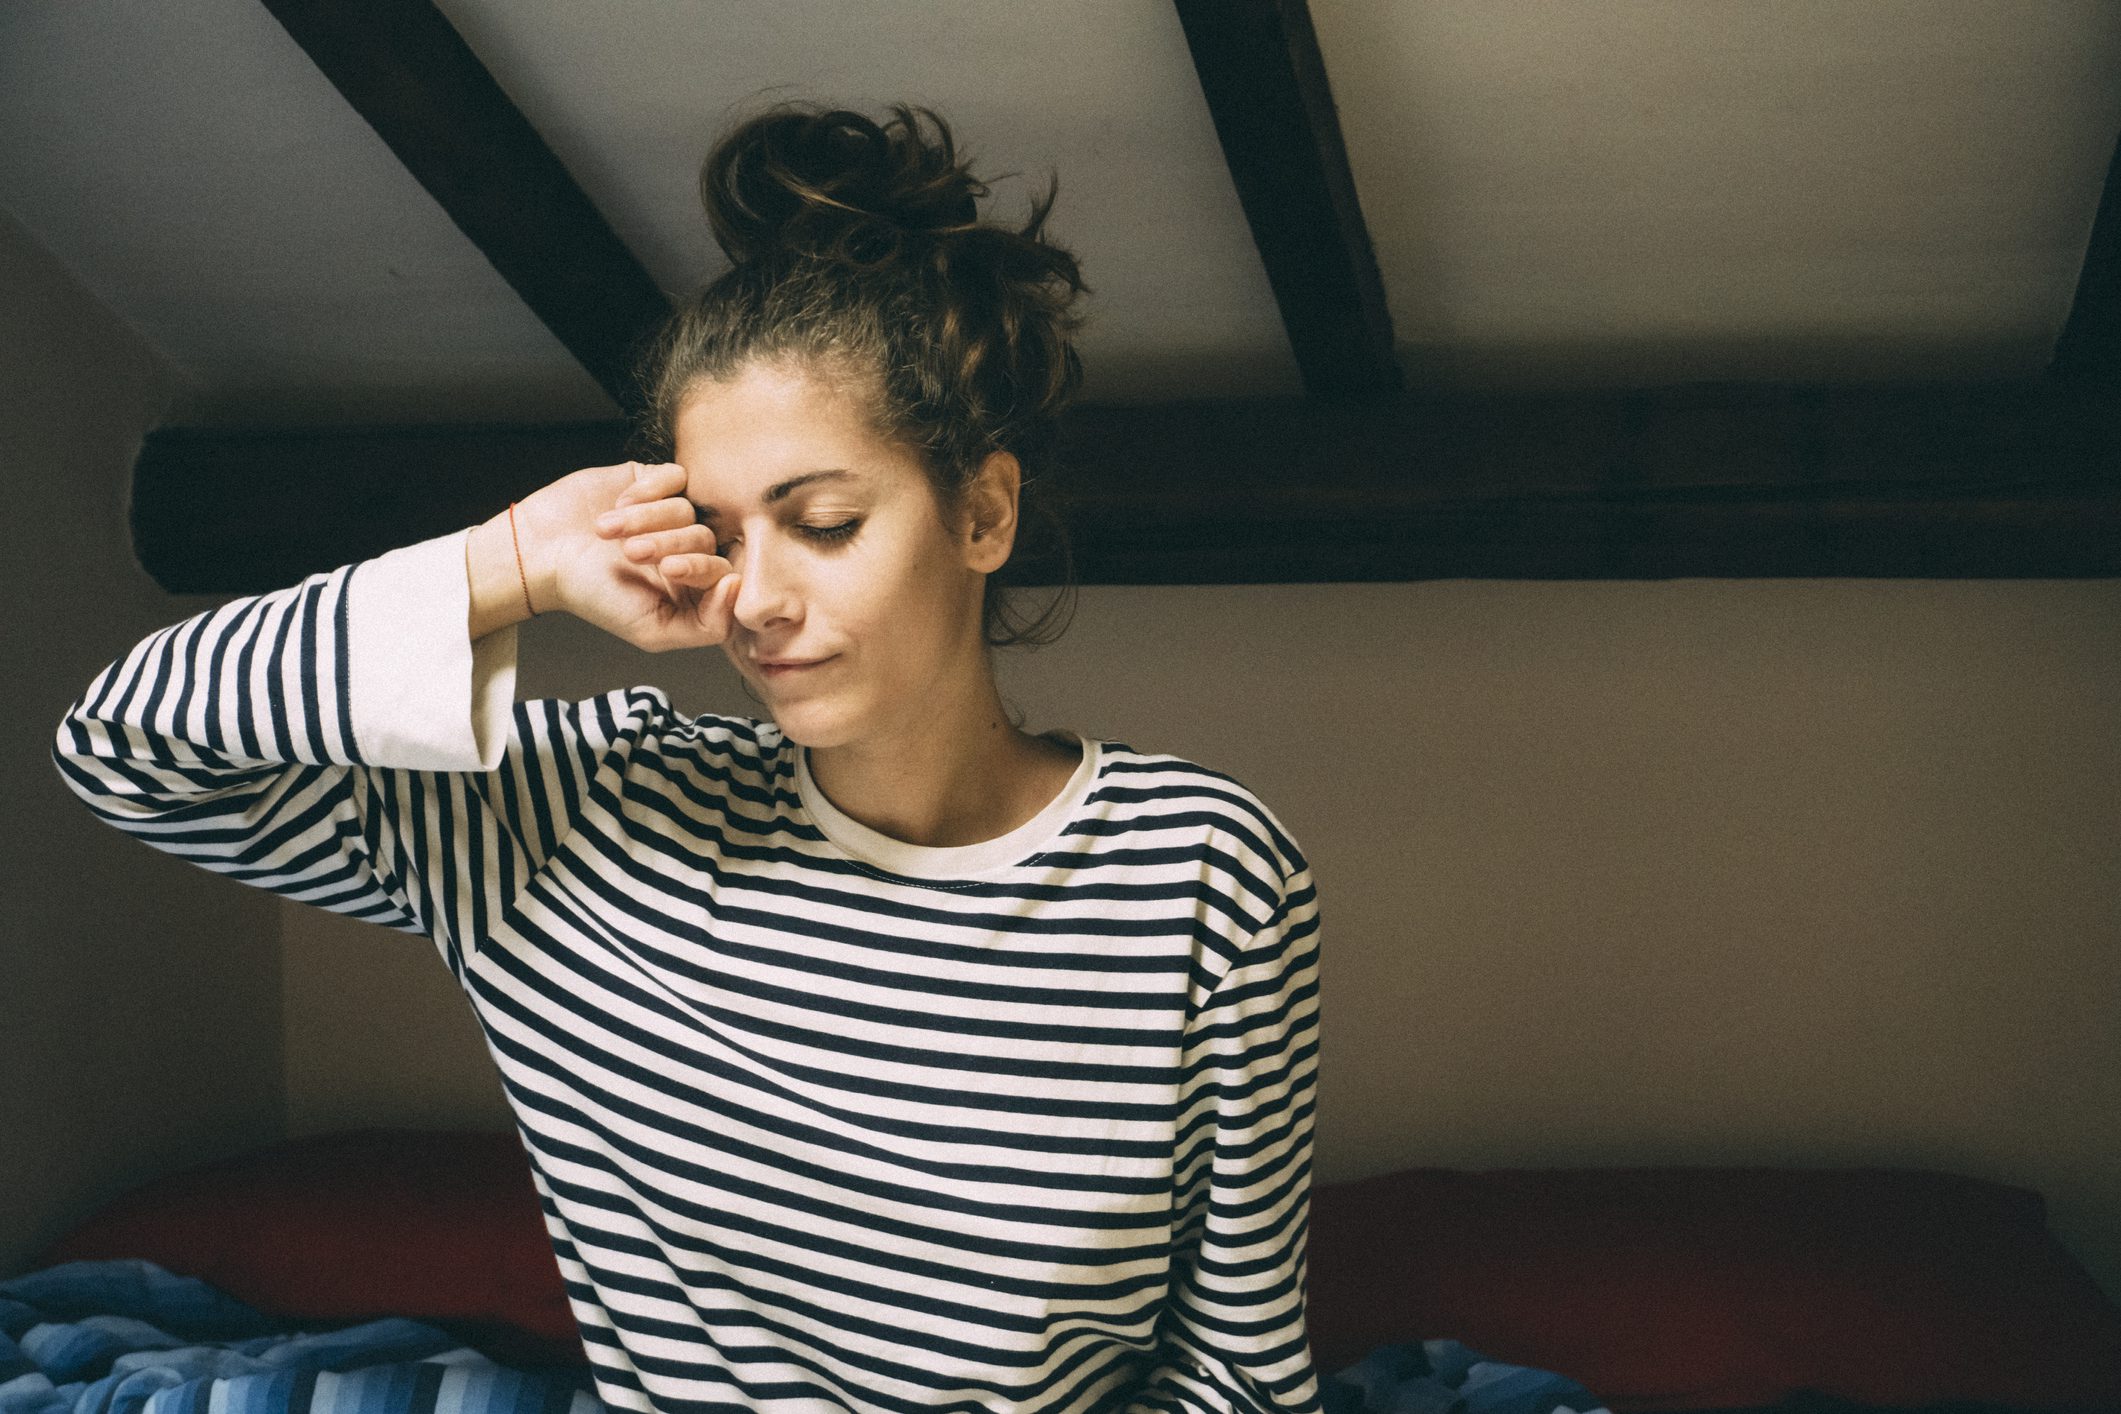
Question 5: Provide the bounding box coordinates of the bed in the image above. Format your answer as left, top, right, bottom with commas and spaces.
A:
11, 1128, 2121, 1414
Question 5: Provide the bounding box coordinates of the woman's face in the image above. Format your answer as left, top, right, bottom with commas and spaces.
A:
671, 358, 1001, 747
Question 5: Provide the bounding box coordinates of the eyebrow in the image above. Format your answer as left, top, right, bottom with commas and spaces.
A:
692, 469, 858, 521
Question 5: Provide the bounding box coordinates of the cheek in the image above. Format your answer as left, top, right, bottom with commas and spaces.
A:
859, 527, 958, 604
804, 521, 969, 646
813, 542, 922, 639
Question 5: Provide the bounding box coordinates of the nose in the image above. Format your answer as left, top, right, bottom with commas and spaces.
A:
728, 530, 800, 634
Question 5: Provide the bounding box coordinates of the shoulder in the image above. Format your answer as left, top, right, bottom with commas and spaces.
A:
540, 691, 788, 776
645, 702, 787, 768
1094, 737, 1310, 897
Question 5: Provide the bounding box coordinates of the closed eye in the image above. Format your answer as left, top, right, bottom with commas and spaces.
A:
715, 520, 862, 553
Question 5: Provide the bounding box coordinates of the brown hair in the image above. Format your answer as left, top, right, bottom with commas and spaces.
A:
625, 99, 1090, 650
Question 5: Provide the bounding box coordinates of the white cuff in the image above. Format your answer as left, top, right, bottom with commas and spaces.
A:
346, 527, 518, 770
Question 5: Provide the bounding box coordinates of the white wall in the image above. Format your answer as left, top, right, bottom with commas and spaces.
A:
1, 206, 284, 1275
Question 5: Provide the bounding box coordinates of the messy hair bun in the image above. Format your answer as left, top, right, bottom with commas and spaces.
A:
628, 99, 1091, 652
701, 102, 980, 270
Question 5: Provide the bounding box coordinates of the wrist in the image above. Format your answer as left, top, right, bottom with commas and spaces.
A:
465, 507, 543, 641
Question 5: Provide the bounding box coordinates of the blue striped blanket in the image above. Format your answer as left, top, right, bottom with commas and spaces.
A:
1322, 1340, 1610, 1414
2, 1260, 1608, 1414
0, 1262, 603, 1414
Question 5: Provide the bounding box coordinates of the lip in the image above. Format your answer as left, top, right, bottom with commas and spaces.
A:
758, 656, 834, 676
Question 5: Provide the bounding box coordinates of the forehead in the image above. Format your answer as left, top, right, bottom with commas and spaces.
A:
671, 363, 916, 514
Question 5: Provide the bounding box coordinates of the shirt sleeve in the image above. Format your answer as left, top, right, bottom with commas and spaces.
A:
50, 526, 672, 987
1126, 856, 1326, 1414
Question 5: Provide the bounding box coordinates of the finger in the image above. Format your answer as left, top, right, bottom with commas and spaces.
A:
678, 562, 736, 632
624, 524, 713, 561
617, 485, 697, 529
602, 498, 699, 542
613, 461, 674, 507
710, 568, 741, 636
665, 552, 728, 583
644, 545, 670, 594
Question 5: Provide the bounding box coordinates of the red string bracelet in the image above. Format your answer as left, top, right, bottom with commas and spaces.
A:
507, 501, 536, 617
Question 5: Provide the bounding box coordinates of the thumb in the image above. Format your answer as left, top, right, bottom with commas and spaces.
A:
697, 569, 740, 636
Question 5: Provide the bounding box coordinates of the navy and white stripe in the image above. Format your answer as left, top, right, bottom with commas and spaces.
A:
52, 529, 1325, 1414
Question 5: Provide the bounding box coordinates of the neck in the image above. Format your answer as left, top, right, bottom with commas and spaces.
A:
802, 674, 1079, 849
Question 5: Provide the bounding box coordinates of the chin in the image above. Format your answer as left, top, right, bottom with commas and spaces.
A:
762, 701, 848, 748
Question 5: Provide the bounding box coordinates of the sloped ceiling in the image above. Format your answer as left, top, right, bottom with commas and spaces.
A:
3, 0, 2119, 585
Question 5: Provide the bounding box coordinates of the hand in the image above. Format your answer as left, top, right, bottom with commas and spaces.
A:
526, 460, 741, 652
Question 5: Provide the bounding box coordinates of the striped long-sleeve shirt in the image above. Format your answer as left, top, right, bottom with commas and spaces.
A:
50, 527, 1326, 1414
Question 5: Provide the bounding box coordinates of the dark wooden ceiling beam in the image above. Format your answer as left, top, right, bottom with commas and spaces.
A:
133, 378, 2121, 593
1171, 0, 1402, 400
2050, 119, 2121, 385
258, 0, 670, 416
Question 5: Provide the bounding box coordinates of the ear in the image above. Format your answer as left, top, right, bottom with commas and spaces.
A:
959, 448, 1022, 574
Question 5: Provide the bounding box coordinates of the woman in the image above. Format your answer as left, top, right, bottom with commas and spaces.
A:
53, 101, 1324, 1414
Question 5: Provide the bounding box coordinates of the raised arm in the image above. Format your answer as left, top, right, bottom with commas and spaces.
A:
1127, 856, 1326, 1414
50, 521, 671, 986
54, 457, 752, 982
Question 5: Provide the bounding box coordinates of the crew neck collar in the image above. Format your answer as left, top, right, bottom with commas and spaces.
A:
794, 731, 1101, 880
